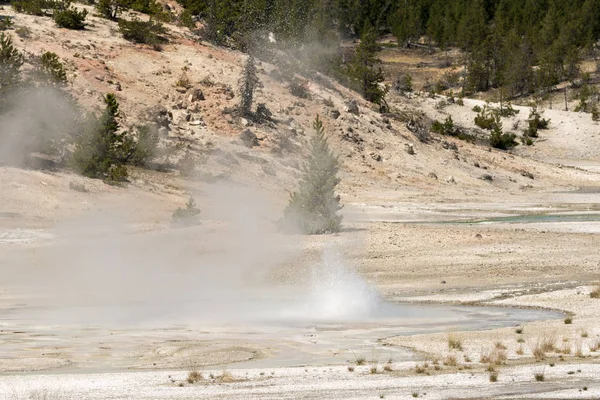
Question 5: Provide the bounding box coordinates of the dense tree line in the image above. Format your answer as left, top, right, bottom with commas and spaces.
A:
175, 0, 600, 99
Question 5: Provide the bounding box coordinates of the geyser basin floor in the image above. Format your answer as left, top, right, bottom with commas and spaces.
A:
0, 302, 562, 373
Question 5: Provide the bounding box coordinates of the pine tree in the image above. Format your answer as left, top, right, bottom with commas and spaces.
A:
0, 33, 24, 92
96, 0, 132, 20
238, 55, 259, 117
282, 115, 342, 234
348, 24, 388, 109
71, 93, 133, 182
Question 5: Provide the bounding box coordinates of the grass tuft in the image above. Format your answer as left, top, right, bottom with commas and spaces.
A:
448, 333, 463, 351
590, 287, 600, 298
186, 371, 203, 384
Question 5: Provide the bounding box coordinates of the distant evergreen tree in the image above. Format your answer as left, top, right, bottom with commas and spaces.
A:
282, 115, 342, 235
238, 55, 259, 117
348, 24, 388, 109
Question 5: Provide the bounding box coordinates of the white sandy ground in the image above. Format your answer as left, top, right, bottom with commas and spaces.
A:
1, 362, 599, 399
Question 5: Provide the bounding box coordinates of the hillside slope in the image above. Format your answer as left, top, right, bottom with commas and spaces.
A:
1, 4, 600, 230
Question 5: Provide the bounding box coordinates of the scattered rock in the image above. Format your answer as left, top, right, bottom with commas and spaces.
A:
115, 82, 122, 91
344, 100, 359, 115
475, 233, 482, 239
373, 139, 386, 150
480, 174, 493, 182
190, 87, 205, 101
428, 172, 438, 180
241, 118, 252, 127
404, 143, 415, 155
370, 152, 382, 161
446, 176, 456, 184
239, 129, 259, 148
442, 141, 458, 151
330, 109, 340, 119
143, 104, 171, 128
441, 280, 447, 284
520, 170, 534, 179
94, 75, 104, 82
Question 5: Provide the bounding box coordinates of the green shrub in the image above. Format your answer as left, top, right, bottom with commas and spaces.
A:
489, 115, 517, 150
472, 105, 482, 112
53, 7, 88, 29
497, 103, 519, 117
474, 105, 495, 130
172, 197, 200, 225
178, 9, 195, 29
0, 32, 24, 92
37, 51, 67, 85
431, 116, 475, 142
524, 105, 550, 138
11, 0, 55, 15
96, 0, 126, 20
118, 17, 167, 47
0, 16, 13, 31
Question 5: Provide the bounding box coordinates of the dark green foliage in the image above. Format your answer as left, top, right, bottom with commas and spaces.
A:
238, 55, 258, 117
172, 197, 201, 225
474, 105, 495, 130
118, 18, 167, 46
96, 0, 130, 20
71, 93, 133, 182
11, 0, 56, 15
0, 32, 23, 92
524, 106, 550, 138
53, 6, 88, 29
282, 115, 342, 235
431, 116, 475, 142
497, 103, 519, 118
178, 9, 195, 29
348, 24, 388, 109
0, 16, 13, 31
489, 115, 517, 150
129, 125, 159, 167
37, 51, 67, 85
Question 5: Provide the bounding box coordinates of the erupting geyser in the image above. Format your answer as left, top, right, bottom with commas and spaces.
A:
303, 249, 382, 321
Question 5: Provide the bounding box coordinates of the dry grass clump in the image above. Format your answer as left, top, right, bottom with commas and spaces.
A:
186, 371, 203, 384
516, 345, 525, 355
370, 365, 379, 374
355, 356, 366, 365
443, 355, 458, 366
589, 339, 600, 352
494, 341, 507, 350
347, 365, 355, 372
480, 348, 507, 365
448, 333, 463, 351
383, 363, 393, 372
209, 370, 235, 382
414, 362, 428, 374
590, 286, 600, 298
574, 341, 585, 358
533, 367, 545, 381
